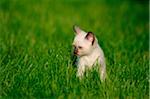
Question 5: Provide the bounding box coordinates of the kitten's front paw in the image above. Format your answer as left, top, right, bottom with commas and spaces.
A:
100, 71, 106, 82
76, 72, 84, 79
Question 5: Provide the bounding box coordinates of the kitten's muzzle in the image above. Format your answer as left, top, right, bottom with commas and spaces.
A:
74, 48, 78, 55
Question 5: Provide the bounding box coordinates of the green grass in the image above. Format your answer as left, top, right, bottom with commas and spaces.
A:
0, 0, 149, 98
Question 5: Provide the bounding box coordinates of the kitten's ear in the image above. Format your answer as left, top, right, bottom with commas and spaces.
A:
85, 32, 95, 45
73, 25, 81, 35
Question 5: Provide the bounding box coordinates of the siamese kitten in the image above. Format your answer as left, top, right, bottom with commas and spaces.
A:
72, 25, 106, 81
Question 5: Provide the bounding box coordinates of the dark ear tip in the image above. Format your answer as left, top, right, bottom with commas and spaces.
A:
85, 31, 94, 38
88, 31, 93, 33
73, 24, 78, 28
73, 25, 77, 31
87, 31, 94, 36
73, 25, 75, 28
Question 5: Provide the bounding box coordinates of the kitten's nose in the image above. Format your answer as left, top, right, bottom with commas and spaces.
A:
74, 48, 78, 55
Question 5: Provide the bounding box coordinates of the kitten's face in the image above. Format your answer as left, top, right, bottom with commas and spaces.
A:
72, 26, 95, 56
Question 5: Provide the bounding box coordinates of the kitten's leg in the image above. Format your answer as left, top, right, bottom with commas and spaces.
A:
98, 56, 106, 81
76, 65, 85, 79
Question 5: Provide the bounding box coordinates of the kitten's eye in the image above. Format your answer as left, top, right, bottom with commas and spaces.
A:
78, 46, 83, 49
72, 45, 76, 49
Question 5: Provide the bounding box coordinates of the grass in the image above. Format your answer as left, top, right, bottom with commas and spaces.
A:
0, 0, 149, 98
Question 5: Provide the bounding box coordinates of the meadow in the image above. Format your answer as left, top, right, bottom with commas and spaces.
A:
0, 0, 149, 98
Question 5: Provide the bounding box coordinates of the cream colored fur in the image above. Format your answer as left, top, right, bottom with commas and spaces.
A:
73, 26, 106, 81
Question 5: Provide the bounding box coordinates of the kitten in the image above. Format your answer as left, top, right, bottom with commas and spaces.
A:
72, 25, 106, 81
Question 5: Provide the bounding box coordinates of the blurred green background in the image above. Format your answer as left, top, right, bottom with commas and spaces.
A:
0, 0, 149, 98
